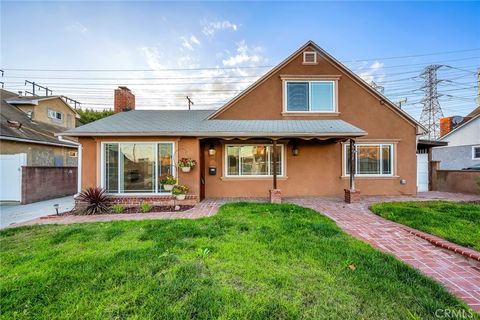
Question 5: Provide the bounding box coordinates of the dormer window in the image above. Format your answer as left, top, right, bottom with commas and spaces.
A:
284, 80, 335, 112
303, 51, 317, 64
48, 109, 63, 121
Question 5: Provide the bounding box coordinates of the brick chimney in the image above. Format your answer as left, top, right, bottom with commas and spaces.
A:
114, 86, 135, 113
439, 116, 471, 138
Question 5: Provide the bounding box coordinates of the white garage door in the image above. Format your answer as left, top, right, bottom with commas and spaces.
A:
0, 154, 26, 202
416, 153, 429, 192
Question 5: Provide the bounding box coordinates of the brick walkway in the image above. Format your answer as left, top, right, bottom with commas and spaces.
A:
287, 192, 480, 313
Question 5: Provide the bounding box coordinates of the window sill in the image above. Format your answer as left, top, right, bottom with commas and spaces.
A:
221, 176, 288, 181
282, 112, 340, 117
340, 175, 399, 180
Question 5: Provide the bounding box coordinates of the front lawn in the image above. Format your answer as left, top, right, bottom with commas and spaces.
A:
371, 201, 480, 251
1, 203, 475, 319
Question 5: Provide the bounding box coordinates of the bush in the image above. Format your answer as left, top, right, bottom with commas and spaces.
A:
76, 187, 110, 215
172, 184, 189, 195
139, 201, 152, 213
159, 174, 177, 185
112, 204, 124, 214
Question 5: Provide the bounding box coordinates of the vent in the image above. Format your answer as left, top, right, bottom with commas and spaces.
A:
303, 51, 317, 64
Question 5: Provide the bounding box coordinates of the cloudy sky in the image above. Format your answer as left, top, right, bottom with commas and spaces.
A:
1, 1, 479, 119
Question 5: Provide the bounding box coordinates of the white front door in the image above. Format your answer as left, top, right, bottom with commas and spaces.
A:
416, 153, 429, 192
0, 154, 27, 202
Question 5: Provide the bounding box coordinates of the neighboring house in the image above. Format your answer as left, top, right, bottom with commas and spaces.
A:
433, 107, 480, 170
0, 89, 80, 203
0, 89, 79, 166
60, 41, 425, 204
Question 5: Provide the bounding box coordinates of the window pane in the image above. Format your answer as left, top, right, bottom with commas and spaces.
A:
120, 143, 155, 193
357, 146, 380, 175
287, 82, 309, 111
104, 144, 118, 193
475, 147, 480, 159
382, 145, 392, 174
158, 143, 173, 192
240, 146, 268, 175
269, 146, 282, 175
227, 146, 239, 175
311, 82, 334, 111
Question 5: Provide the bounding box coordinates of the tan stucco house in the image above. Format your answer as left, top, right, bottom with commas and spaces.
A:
1, 89, 80, 166
60, 41, 425, 204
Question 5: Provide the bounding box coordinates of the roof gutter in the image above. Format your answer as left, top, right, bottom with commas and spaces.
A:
0, 135, 78, 148
57, 131, 367, 138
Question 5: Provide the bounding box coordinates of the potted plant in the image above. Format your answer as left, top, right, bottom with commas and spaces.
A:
178, 157, 197, 173
159, 174, 177, 191
172, 184, 189, 200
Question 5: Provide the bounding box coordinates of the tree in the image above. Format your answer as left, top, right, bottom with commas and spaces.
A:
76, 108, 115, 125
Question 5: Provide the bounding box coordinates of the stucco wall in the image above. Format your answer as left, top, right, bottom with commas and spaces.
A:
16, 98, 77, 129
432, 145, 480, 170
79, 136, 200, 197
431, 163, 480, 195
0, 140, 77, 166
203, 139, 415, 198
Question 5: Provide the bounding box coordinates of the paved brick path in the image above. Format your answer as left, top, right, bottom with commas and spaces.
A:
287, 192, 480, 313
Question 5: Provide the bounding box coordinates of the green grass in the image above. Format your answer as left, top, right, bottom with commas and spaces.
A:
371, 201, 480, 251
1, 203, 476, 319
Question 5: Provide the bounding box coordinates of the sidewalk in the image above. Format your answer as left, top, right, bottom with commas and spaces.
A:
0, 196, 75, 228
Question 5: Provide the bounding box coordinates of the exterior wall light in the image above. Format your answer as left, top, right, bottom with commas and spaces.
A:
208, 143, 216, 156
292, 144, 299, 156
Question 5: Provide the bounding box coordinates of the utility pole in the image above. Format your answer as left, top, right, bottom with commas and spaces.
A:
186, 96, 194, 110
419, 65, 444, 140
369, 81, 384, 93
476, 68, 480, 107
395, 98, 407, 109
25, 80, 53, 96
61, 96, 81, 109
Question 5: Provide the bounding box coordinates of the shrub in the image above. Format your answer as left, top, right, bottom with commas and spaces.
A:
139, 201, 152, 213
112, 204, 125, 214
178, 158, 197, 168
172, 184, 189, 195
159, 174, 177, 185
76, 187, 110, 215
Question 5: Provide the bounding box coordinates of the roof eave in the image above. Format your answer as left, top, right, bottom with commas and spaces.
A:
58, 131, 367, 138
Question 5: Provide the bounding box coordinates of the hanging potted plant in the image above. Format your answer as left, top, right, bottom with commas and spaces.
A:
178, 157, 197, 173
172, 184, 189, 200
159, 174, 177, 191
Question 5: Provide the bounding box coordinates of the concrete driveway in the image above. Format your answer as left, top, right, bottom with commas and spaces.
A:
0, 196, 75, 229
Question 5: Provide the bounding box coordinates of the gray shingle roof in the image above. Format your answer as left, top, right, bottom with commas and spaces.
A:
0, 89, 77, 147
60, 110, 366, 138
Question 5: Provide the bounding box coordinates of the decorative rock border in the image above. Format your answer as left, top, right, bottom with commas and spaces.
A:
404, 227, 480, 262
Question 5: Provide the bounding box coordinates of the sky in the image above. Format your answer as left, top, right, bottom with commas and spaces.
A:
1, 1, 479, 121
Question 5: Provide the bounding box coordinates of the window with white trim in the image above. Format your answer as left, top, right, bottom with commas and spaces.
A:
285, 80, 335, 112
103, 142, 174, 194
473, 146, 480, 160
47, 109, 63, 120
225, 144, 283, 177
344, 143, 394, 176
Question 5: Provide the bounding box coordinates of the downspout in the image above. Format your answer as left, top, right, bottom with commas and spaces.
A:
58, 135, 82, 195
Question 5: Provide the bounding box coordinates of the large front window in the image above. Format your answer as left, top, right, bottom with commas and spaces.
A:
226, 144, 283, 177
345, 144, 393, 176
285, 80, 335, 112
103, 142, 174, 193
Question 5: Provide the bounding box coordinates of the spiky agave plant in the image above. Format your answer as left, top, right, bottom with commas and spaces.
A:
77, 187, 110, 215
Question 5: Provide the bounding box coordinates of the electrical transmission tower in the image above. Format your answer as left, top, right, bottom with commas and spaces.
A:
419, 65, 444, 140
